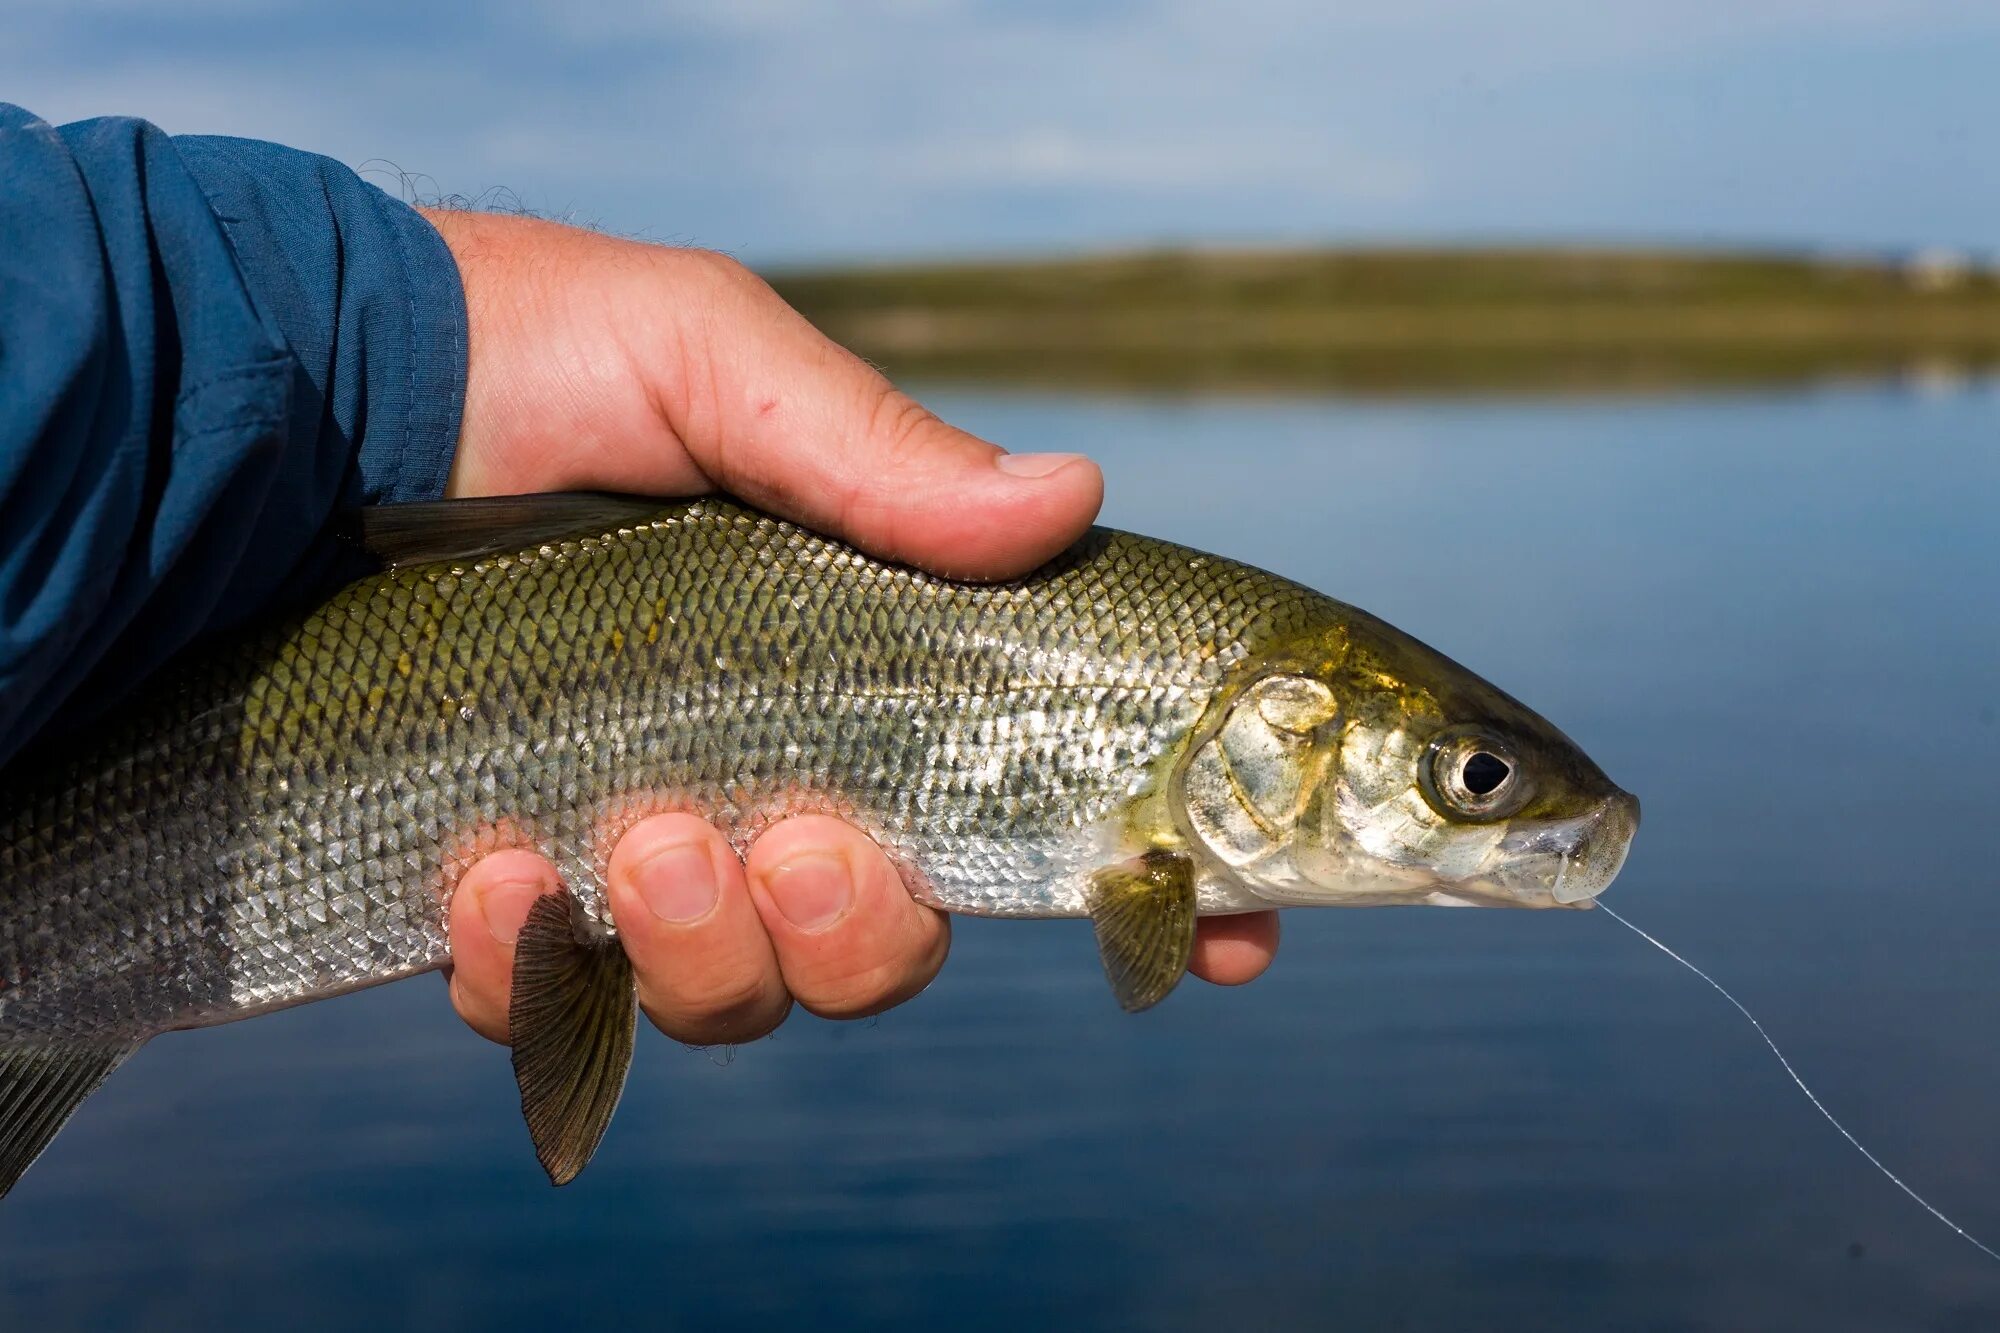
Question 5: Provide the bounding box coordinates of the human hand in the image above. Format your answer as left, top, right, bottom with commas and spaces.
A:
418, 209, 1280, 1047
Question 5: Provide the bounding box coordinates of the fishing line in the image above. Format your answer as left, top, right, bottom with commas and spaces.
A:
1596, 901, 2000, 1265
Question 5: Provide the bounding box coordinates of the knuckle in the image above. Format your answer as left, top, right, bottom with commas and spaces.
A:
834, 387, 947, 558
642, 967, 783, 1030
646, 981, 791, 1046
678, 971, 775, 1020
675, 246, 764, 296
796, 948, 938, 1021
447, 973, 509, 1046
863, 384, 942, 467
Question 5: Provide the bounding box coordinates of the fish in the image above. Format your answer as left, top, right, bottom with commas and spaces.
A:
0, 493, 1638, 1195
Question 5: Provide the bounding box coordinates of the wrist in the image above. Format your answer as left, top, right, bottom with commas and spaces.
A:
417, 208, 578, 499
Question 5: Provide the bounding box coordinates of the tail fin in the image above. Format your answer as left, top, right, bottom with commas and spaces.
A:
0, 1038, 143, 1199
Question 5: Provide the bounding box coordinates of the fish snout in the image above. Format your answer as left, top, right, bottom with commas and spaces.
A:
1478, 790, 1640, 907
1550, 790, 1640, 905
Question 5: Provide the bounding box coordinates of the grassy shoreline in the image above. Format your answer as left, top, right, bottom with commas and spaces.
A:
767, 246, 2000, 393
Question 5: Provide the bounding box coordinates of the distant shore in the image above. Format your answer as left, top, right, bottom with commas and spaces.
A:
766, 246, 2000, 394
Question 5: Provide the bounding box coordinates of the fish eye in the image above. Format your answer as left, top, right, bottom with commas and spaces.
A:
1420, 727, 1533, 822
1462, 750, 1510, 795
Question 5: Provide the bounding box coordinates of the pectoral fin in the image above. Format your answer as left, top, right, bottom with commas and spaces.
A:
509, 890, 637, 1186
0, 1038, 144, 1199
1087, 850, 1198, 1013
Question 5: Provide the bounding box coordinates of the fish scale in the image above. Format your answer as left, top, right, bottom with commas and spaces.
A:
0, 494, 1641, 1195
0, 499, 1325, 1045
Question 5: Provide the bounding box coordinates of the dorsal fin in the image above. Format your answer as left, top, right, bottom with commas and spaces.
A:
340, 492, 672, 569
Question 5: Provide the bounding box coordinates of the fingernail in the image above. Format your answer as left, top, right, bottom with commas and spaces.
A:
479, 878, 552, 946
995, 451, 1085, 480
760, 852, 854, 933
636, 841, 721, 924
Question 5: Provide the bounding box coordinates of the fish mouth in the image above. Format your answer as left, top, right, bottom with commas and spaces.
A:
1472, 791, 1641, 908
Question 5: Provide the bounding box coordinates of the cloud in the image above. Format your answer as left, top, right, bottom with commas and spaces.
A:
4, 1, 1997, 260
908, 128, 1424, 202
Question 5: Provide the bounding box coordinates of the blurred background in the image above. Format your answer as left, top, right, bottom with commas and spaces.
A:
6, 4, 2000, 1330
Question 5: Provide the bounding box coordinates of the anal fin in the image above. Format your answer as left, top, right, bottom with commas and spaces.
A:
0, 1037, 144, 1199
1086, 850, 1198, 1013
509, 890, 636, 1186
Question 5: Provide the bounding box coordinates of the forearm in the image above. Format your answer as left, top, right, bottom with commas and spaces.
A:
0, 105, 467, 765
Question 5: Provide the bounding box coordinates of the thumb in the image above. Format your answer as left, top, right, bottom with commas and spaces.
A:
642, 253, 1104, 581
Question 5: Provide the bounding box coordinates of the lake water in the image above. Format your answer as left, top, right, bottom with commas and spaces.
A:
4, 384, 1998, 1330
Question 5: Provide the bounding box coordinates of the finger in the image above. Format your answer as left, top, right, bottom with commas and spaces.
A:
743, 815, 950, 1019
604, 813, 793, 1045
1188, 911, 1280, 986
446, 849, 563, 1044
643, 253, 1105, 580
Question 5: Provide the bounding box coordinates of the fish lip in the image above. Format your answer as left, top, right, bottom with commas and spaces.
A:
1549, 791, 1639, 904
1466, 791, 1638, 907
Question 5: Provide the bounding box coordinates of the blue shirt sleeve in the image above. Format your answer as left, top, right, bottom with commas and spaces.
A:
0, 104, 467, 767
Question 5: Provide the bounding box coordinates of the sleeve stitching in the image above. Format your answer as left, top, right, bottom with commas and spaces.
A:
176, 410, 288, 444
169, 354, 289, 405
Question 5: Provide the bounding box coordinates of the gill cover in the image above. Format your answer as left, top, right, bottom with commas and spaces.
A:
1179, 673, 1340, 874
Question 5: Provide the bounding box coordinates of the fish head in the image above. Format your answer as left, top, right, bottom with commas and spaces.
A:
1177, 610, 1638, 910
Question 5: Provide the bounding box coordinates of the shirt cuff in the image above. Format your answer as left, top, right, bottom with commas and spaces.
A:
176, 135, 469, 510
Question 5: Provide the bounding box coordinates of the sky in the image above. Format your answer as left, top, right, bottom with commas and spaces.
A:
7, 1, 2000, 265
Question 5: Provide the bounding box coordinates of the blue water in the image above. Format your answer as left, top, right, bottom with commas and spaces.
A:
4, 385, 1998, 1330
